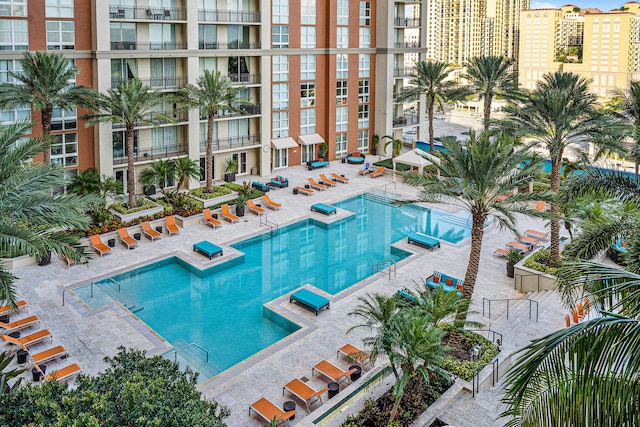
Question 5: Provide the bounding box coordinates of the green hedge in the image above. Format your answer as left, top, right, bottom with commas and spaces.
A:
189, 186, 233, 199
110, 198, 158, 215
523, 249, 561, 276
441, 328, 499, 381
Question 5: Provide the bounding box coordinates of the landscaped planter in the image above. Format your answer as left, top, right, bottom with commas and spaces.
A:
1, 254, 38, 269
174, 214, 202, 228
190, 191, 237, 208
110, 201, 164, 223
513, 263, 557, 292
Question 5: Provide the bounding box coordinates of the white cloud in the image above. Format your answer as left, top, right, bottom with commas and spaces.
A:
530, 1, 560, 8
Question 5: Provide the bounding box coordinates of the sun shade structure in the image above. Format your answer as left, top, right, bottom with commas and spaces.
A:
271, 137, 298, 150
392, 148, 441, 177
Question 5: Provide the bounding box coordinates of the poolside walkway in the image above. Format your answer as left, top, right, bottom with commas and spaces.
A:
4, 113, 574, 426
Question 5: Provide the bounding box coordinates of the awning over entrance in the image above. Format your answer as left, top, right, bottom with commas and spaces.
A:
271, 137, 298, 150
298, 133, 325, 145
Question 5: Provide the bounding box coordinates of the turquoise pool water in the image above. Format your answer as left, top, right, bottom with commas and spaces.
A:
73, 193, 476, 379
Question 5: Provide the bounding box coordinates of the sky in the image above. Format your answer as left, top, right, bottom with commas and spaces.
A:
531, 0, 625, 10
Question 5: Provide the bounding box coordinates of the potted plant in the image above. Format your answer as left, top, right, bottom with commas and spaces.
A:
372, 134, 380, 155
506, 249, 525, 278
318, 142, 329, 159
224, 158, 238, 183
234, 181, 252, 217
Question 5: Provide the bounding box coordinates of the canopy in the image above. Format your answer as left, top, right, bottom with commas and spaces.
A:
271, 137, 298, 150
298, 133, 325, 145
392, 149, 441, 181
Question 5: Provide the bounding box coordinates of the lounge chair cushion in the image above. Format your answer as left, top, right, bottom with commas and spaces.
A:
311, 203, 337, 215
290, 289, 330, 315
308, 160, 330, 170
193, 241, 223, 260
407, 233, 441, 251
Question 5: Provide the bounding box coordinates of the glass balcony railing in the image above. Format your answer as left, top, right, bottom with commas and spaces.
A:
394, 17, 421, 27
110, 41, 188, 50
393, 67, 416, 78
113, 143, 188, 165
109, 5, 186, 20
198, 41, 261, 50
198, 9, 260, 23
199, 134, 261, 152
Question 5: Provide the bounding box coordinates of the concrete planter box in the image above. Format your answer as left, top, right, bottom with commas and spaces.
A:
190, 191, 237, 208
174, 214, 201, 228
110, 202, 164, 223
513, 263, 558, 293
1, 254, 38, 269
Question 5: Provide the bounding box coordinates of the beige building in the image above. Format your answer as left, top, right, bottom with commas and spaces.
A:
519, 3, 640, 99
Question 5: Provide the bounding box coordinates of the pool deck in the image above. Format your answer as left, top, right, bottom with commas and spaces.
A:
5, 144, 572, 424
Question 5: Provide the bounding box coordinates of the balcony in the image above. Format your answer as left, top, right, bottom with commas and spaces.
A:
111, 112, 188, 130
113, 143, 188, 165
199, 134, 261, 152
393, 89, 418, 103
393, 114, 419, 127
199, 41, 261, 50
109, 5, 186, 21
213, 103, 261, 118
394, 17, 421, 27
394, 41, 421, 48
111, 41, 188, 50
222, 73, 261, 85
198, 9, 261, 23
393, 67, 415, 78
112, 76, 187, 90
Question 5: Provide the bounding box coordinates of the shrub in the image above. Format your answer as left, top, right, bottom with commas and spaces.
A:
110, 198, 158, 214
523, 249, 561, 276
190, 186, 233, 199
440, 328, 499, 381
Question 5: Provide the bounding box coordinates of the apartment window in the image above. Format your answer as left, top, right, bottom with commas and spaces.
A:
300, 82, 315, 107
358, 129, 369, 152
50, 133, 77, 167
150, 58, 177, 88
337, 27, 348, 48
336, 81, 348, 105
0, 104, 29, 124
272, 26, 289, 48
228, 25, 250, 48
110, 23, 136, 49
112, 130, 138, 159
336, 107, 348, 132
272, 55, 288, 82
336, 133, 347, 158
301, 26, 316, 48
232, 151, 247, 174
300, 54, 316, 80
149, 23, 176, 50
198, 24, 217, 49
359, 2, 371, 26
359, 54, 370, 77
359, 28, 370, 48
300, 108, 316, 135
199, 57, 216, 76
336, 54, 348, 79
272, 0, 288, 24
0, 19, 27, 50
301, 144, 314, 163
358, 80, 370, 103
111, 58, 137, 87
337, 0, 349, 25
51, 107, 77, 131
152, 126, 178, 150
358, 105, 369, 128
0, 1, 27, 17
199, 122, 217, 146
273, 147, 288, 169
46, 0, 73, 18
46, 21, 74, 50
272, 111, 289, 138
272, 83, 288, 110
301, 0, 315, 25
0, 59, 21, 82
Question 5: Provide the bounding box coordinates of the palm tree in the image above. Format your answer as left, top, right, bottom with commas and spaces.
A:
174, 157, 201, 191
400, 61, 469, 153
176, 70, 246, 193
83, 79, 173, 208
69, 168, 101, 195
0, 51, 93, 164
139, 159, 176, 196
500, 262, 640, 426
0, 122, 94, 307
403, 132, 549, 345
407, 285, 476, 329
498, 72, 627, 265
463, 55, 518, 132
381, 135, 403, 158
609, 80, 640, 184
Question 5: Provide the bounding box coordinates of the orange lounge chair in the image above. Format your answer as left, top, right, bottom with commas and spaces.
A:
283, 378, 328, 413
202, 208, 222, 229
89, 235, 111, 257
494, 248, 509, 257
369, 166, 385, 178
534, 200, 547, 212
31, 345, 67, 365
165, 215, 180, 235
117, 228, 138, 250
565, 314, 571, 328
1, 328, 52, 349
247, 199, 266, 216
577, 302, 585, 321
572, 309, 579, 324
319, 174, 337, 187
0, 315, 40, 335
294, 186, 314, 196
34, 363, 81, 382
312, 360, 358, 384
0, 300, 28, 316
331, 173, 349, 183
496, 194, 509, 202
221, 204, 239, 223
249, 397, 296, 425
337, 343, 371, 366
308, 178, 328, 191
506, 241, 531, 253
518, 235, 540, 246
524, 229, 549, 241
262, 194, 282, 210
141, 221, 162, 241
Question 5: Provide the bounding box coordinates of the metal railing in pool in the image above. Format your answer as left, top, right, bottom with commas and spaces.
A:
371, 260, 397, 280
62, 277, 124, 306
168, 342, 209, 363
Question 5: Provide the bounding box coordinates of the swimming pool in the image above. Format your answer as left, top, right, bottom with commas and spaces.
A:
72, 193, 477, 380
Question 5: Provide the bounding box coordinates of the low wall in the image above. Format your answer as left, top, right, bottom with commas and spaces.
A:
513, 263, 557, 293
190, 192, 237, 208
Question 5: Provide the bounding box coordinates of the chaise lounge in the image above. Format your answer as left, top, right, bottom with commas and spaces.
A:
319, 173, 337, 187
262, 194, 282, 210
89, 235, 111, 257
369, 166, 385, 178
117, 228, 138, 250
312, 360, 357, 384
0, 300, 28, 316
249, 397, 296, 425
221, 204, 239, 223
331, 173, 349, 183
294, 186, 314, 196
283, 378, 328, 413
140, 221, 162, 241
193, 241, 223, 260
1, 328, 52, 349
31, 345, 67, 365
0, 315, 40, 335
407, 232, 441, 251
290, 288, 330, 315
202, 208, 222, 229
247, 199, 266, 216
165, 215, 180, 235
308, 178, 328, 191
311, 203, 337, 215
337, 343, 372, 367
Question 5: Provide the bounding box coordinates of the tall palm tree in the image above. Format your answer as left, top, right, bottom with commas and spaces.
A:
0, 51, 93, 164
610, 80, 640, 184
400, 61, 469, 153
83, 79, 173, 208
500, 262, 640, 426
463, 55, 518, 132
176, 70, 245, 193
498, 72, 627, 265
403, 132, 549, 345
174, 157, 201, 191
0, 122, 94, 307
